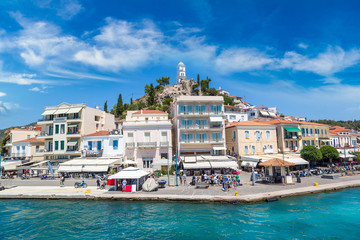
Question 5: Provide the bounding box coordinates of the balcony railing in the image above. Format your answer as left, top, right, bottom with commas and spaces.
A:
137, 142, 157, 148
40, 131, 53, 136
160, 141, 169, 147
126, 142, 135, 148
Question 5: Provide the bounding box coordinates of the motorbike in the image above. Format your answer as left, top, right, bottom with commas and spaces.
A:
21, 174, 30, 180
99, 181, 106, 190
74, 181, 88, 188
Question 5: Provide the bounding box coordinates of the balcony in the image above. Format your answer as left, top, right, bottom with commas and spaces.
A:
160, 141, 170, 147
126, 142, 135, 148
210, 139, 225, 143
210, 111, 223, 115
137, 142, 157, 148
83, 150, 102, 157
39, 131, 54, 138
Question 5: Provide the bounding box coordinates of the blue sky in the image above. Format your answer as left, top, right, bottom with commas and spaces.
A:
1, 0, 360, 129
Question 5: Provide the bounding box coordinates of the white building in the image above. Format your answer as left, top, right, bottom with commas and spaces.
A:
5, 127, 41, 160
216, 86, 230, 96
123, 110, 172, 170
81, 130, 124, 158
224, 105, 248, 123
37, 103, 115, 162
176, 62, 186, 84
11, 138, 45, 162
247, 106, 277, 120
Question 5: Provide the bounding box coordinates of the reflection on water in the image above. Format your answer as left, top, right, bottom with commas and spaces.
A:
1, 188, 360, 239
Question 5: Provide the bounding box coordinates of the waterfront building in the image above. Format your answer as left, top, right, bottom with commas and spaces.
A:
11, 138, 45, 162
329, 126, 358, 148
4, 126, 41, 160
81, 130, 124, 158
224, 105, 248, 123
300, 122, 330, 147
172, 96, 237, 174
247, 106, 277, 120
37, 103, 115, 163
225, 121, 278, 157
122, 110, 172, 170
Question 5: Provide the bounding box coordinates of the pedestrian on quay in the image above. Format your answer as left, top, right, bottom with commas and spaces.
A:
180, 174, 183, 185
183, 173, 187, 186
60, 175, 65, 186
122, 179, 127, 192
96, 178, 101, 189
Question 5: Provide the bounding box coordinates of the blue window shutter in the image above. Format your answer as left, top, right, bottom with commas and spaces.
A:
204, 133, 207, 140
202, 105, 206, 112
203, 119, 207, 125
88, 141, 92, 150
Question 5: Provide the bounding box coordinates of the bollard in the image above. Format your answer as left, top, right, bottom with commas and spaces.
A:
313, 182, 319, 187
235, 191, 238, 196
85, 189, 91, 193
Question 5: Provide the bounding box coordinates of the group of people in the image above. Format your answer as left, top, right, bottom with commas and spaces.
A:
179, 173, 242, 191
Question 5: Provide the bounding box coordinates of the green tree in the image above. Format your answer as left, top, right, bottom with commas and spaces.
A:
206, 88, 218, 96
144, 84, 156, 106
302, 146, 323, 165
103, 101, 108, 113
320, 146, 339, 163
223, 95, 235, 106
163, 97, 173, 106
156, 76, 170, 86
200, 77, 211, 93
116, 94, 124, 117
197, 74, 200, 85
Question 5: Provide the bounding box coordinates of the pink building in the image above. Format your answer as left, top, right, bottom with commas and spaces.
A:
123, 110, 172, 170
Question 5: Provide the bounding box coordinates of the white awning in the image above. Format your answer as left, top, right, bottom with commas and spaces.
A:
58, 165, 82, 172
210, 161, 238, 169
109, 167, 149, 179
240, 156, 261, 162
1, 161, 22, 171
67, 107, 82, 114
339, 154, 356, 159
183, 162, 211, 169
82, 165, 109, 172
67, 124, 78, 128
67, 140, 78, 146
241, 161, 257, 168
41, 109, 57, 116
124, 160, 137, 165
285, 158, 309, 165
268, 112, 276, 117
180, 156, 197, 163
213, 146, 226, 151
54, 108, 69, 114
209, 116, 223, 122
259, 110, 269, 116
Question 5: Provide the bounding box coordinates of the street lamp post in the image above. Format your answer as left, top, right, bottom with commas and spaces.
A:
344, 146, 347, 169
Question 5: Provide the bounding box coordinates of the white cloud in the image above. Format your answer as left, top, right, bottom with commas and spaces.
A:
0, 92, 6, 97
0, 73, 49, 85
28, 85, 49, 93
33, 0, 83, 20
0, 101, 19, 115
275, 46, 360, 76
215, 48, 273, 74
298, 43, 308, 49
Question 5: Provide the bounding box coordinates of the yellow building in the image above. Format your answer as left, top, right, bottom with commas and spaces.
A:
225, 121, 278, 156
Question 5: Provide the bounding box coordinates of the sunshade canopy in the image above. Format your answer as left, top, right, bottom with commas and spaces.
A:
259, 158, 295, 167
284, 126, 301, 133
67, 107, 82, 114
108, 167, 149, 179
67, 140, 78, 146
209, 116, 223, 122
41, 109, 57, 116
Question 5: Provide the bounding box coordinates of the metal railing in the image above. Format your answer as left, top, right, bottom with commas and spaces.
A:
40, 131, 53, 136
137, 142, 157, 147
126, 142, 135, 147
160, 141, 169, 147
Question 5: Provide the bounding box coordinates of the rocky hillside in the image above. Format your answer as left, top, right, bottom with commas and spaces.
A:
156, 78, 197, 104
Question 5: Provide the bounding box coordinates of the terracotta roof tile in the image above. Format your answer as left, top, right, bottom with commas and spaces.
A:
83, 131, 110, 137
14, 138, 44, 143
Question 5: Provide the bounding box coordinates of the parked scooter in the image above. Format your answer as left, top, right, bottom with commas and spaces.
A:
74, 181, 88, 188
21, 174, 30, 180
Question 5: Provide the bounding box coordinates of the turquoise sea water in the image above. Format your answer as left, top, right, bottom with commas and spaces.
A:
1, 189, 360, 240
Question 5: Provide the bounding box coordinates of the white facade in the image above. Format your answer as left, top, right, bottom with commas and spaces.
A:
172, 96, 226, 157
216, 86, 230, 96
224, 105, 248, 123
5, 128, 40, 159
176, 62, 186, 84
37, 102, 115, 162
82, 132, 124, 158
123, 110, 172, 170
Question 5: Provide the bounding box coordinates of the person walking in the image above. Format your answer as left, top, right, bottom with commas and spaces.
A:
122, 179, 127, 192
60, 175, 65, 186
183, 173, 187, 186
96, 178, 101, 189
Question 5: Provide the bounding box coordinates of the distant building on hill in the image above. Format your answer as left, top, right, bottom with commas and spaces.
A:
176, 62, 186, 84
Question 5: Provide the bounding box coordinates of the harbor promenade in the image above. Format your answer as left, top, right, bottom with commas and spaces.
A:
1, 173, 360, 203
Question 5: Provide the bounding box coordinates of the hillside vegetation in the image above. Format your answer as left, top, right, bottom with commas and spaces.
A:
311, 120, 360, 131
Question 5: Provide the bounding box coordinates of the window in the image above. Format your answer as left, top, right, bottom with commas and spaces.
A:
306, 128, 309, 135
201, 105, 206, 113
97, 141, 102, 150
196, 133, 207, 143
60, 141, 64, 150
285, 141, 288, 148
245, 131, 250, 139
113, 140, 118, 150
301, 128, 305, 135
55, 125, 59, 134
128, 133, 134, 142
266, 131, 270, 139
263, 145, 267, 150
180, 105, 185, 114
22, 146, 25, 151
321, 129, 324, 134
36, 145, 39, 152
251, 146, 256, 154
217, 105, 222, 113
212, 132, 221, 142
244, 146, 249, 154
88, 141, 93, 150
230, 115, 236, 120
310, 129, 313, 135
27, 135, 30, 139
311, 140, 315, 146
55, 141, 59, 151
181, 133, 193, 143
144, 132, 151, 142
195, 105, 200, 114
143, 157, 153, 168
269, 145, 273, 150
60, 124, 65, 134
255, 131, 261, 141
161, 132, 168, 142
232, 131, 236, 140
325, 130, 327, 134
95, 116, 100, 121
186, 105, 193, 114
